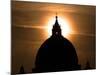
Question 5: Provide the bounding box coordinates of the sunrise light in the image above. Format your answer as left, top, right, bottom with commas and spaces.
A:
46, 16, 72, 37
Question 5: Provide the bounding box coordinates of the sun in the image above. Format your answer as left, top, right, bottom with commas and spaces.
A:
46, 16, 72, 37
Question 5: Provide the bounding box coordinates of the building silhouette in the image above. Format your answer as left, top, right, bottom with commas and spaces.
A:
33, 14, 81, 73
18, 65, 25, 74
84, 61, 92, 70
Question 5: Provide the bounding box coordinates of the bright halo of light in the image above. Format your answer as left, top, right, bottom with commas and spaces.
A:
46, 17, 72, 37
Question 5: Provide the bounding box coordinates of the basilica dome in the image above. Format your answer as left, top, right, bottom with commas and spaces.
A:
34, 15, 81, 73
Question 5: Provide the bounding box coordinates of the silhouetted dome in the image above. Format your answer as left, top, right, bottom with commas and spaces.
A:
34, 15, 81, 73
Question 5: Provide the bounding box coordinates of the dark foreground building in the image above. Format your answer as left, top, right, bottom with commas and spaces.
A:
33, 15, 81, 73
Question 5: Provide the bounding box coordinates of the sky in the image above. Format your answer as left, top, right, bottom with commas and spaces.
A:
11, 1, 96, 74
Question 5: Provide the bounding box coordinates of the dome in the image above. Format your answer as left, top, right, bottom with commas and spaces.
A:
34, 15, 81, 73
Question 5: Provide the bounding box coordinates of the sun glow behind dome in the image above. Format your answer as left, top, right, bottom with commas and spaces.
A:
46, 16, 72, 37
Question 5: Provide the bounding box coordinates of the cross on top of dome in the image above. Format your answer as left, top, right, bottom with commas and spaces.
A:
56, 12, 58, 19
54, 12, 59, 26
